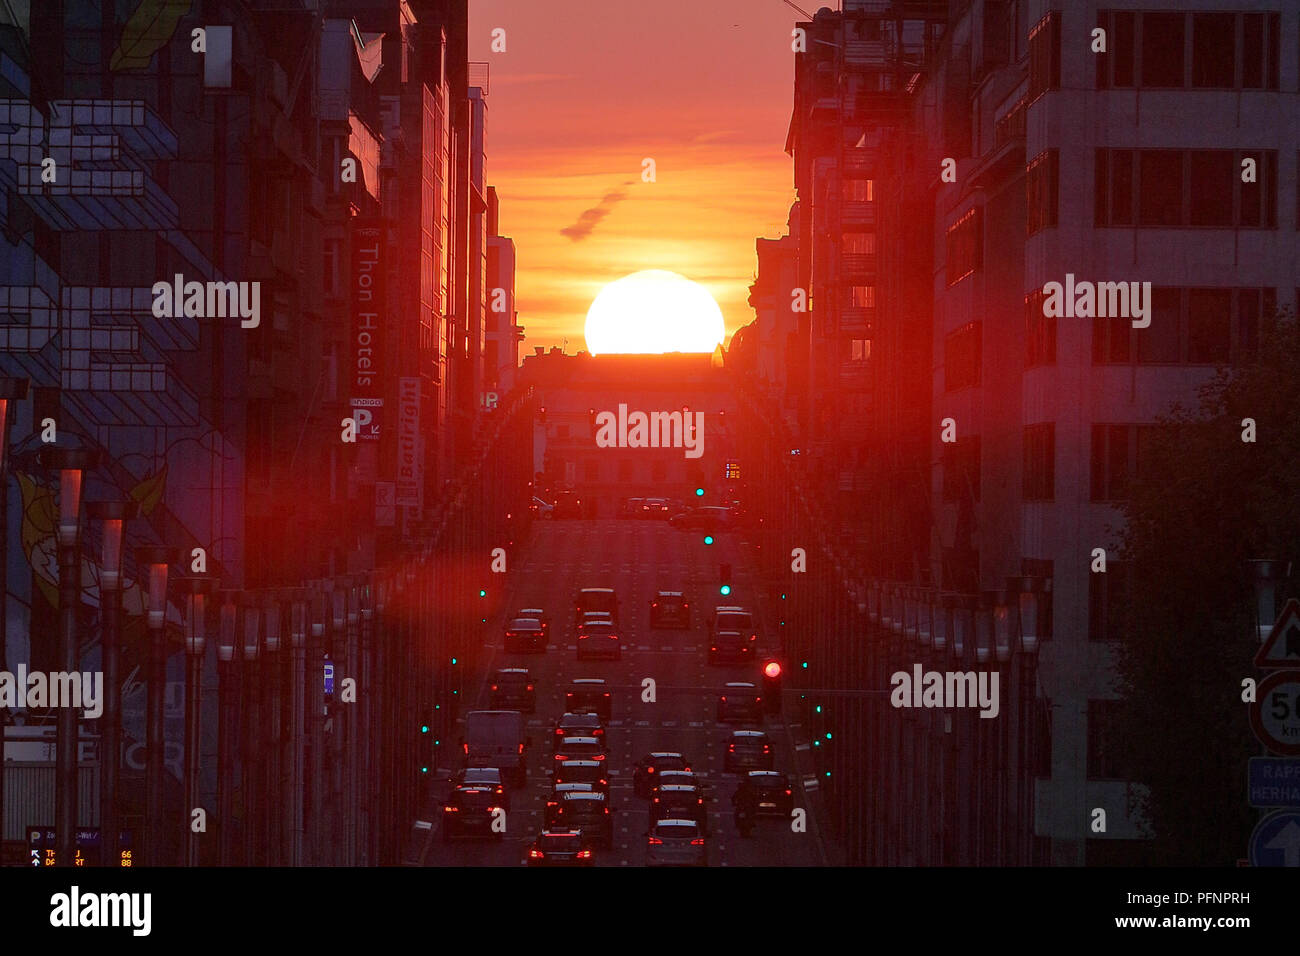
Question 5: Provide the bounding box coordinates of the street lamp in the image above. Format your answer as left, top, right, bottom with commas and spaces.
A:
1248, 560, 1280, 642
40, 445, 100, 867
241, 598, 261, 866
216, 590, 238, 865
181, 575, 215, 866
86, 498, 137, 866
0, 377, 28, 854
136, 544, 174, 866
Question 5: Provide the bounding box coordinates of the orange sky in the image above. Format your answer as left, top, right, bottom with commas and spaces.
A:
469, 0, 802, 353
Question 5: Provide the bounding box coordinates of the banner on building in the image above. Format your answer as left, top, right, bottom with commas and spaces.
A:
396, 377, 420, 506
350, 220, 384, 441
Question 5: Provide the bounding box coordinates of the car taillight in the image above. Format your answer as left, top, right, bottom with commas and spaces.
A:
756, 697, 762, 703
463, 743, 469, 754
763, 746, 771, 753
728, 745, 735, 752
647, 767, 654, 774
652, 602, 658, 607
604, 808, 610, 814
527, 685, 534, 691
690, 838, 705, 846
684, 767, 692, 772
577, 850, 592, 859
652, 797, 659, 804
593, 754, 605, 761
554, 754, 565, 760
721, 696, 727, 702
785, 789, 792, 795
490, 685, 498, 691
444, 806, 458, 813
529, 849, 543, 858
518, 743, 525, 754
555, 729, 563, 735
750, 634, 757, 641
648, 837, 663, 845
603, 693, 610, 698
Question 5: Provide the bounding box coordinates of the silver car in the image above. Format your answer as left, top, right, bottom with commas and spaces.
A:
646, 819, 707, 867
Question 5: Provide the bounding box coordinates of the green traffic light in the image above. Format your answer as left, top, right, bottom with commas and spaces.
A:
420, 724, 429, 733
801, 661, 808, 669
451, 657, 458, 665
825, 732, 832, 740
421, 766, 429, 773
704, 535, 714, 545
479, 589, 486, 597
695, 488, 704, 497
815, 705, 821, 713
720, 584, 731, 596
813, 740, 820, 747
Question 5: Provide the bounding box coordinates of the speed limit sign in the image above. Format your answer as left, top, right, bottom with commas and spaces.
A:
1251, 672, 1300, 756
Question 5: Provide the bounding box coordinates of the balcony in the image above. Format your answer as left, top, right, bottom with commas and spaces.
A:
841, 307, 874, 333
842, 201, 875, 227
844, 40, 888, 67
993, 83, 1029, 150
841, 253, 877, 277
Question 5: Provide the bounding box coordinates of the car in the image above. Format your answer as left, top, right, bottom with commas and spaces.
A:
544, 783, 597, 827
553, 736, 606, 763
649, 591, 691, 629
565, 679, 612, 721
553, 492, 583, 519
741, 771, 795, 816
633, 752, 692, 798
649, 784, 708, 832
450, 767, 511, 810
549, 791, 614, 847
668, 506, 734, 532
489, 668, 535, 712
651, 769, 700, 792
711, 606, 756, 639
576, 622, 621, 660
724, 730, 774, 773
529, 496, 555, 519
553, 712, 606, 750
527, 830, 595, 866
553, 759, 609, 794
623, 497, 645, 518
516, 608, 552, 643
639, 497, 673, 519
717, 682, 763, 723
574, 587, 620, 626
708, 629, 754, 664
441, 786, 504, 842
577, 610, 613, 633
646, 819, 707, 867
504, 617, 546, 654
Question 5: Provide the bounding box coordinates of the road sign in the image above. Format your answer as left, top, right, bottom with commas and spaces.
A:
1255, 598, 1300, 669
1250, 671, 1300, 755
1248, 757, 1300, 807
324, 661, 335, 697
1248, 810, 1300, 867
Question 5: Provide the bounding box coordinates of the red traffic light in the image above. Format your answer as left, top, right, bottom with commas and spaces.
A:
764, 661, 782, 679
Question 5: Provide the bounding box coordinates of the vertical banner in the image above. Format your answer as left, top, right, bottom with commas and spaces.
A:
350, 220, 384, 441
396, 377, 421, 506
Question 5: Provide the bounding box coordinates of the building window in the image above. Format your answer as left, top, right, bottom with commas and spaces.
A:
1097, 10, 1279, 90
1028, 11, 1060, 102
1091, 424, 1161, 501
1093, 287, 1273, 366
1026, 149, 1059, 237
1088, 560, 1132, 643
850, 338, 871, 363
850, 285, 876, 308
844, 179, 874, 202
1023, 423, 1055, 501
844, 233, 876, 254
942, 435, 981, 503
945, 206, 982, 286
1025, 289, 1055, 367
944, 321, 981, 391
1087, 699, 1125, 778
1096, 149, 1276, 228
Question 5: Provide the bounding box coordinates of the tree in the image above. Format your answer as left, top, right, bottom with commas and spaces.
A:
1112, 310, 1300, 864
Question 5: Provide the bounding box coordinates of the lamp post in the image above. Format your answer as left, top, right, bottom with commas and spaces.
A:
181, 575, 215, 866
136, 545, 174, 866
241, 597, 261, 866
261, 592, 282, 866
0, 377, 28, 855
1009, 574, 1048, 865
287, 589, 308, 866
86, 499, 137, 866
217, 590, 238, 865
1248, 560, 1280, 642
40, 445, 99, 867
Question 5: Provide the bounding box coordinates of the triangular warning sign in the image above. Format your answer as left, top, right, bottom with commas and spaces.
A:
1256, 598, 1300, 669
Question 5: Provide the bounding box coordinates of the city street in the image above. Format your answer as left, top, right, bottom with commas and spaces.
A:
421, 517, 827, 867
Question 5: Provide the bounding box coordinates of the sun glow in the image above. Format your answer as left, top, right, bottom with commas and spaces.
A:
583, 270, 726, 355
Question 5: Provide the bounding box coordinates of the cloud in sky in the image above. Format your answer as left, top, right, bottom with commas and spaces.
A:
559, 181, 636, 242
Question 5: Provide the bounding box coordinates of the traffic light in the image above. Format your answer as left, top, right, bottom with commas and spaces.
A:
695, 487, 705, 497
719, 562, 731, 596
703, 535, 714, 546
761, 660, 782, 714
419, 716, 433, 775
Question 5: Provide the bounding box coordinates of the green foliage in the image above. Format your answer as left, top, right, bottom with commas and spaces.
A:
1113, 311, 1300, 863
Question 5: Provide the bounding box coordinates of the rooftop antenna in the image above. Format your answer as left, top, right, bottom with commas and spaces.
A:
781, 0, 816, 19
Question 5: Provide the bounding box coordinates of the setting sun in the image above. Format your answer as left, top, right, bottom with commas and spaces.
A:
583, 270, 726, 355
